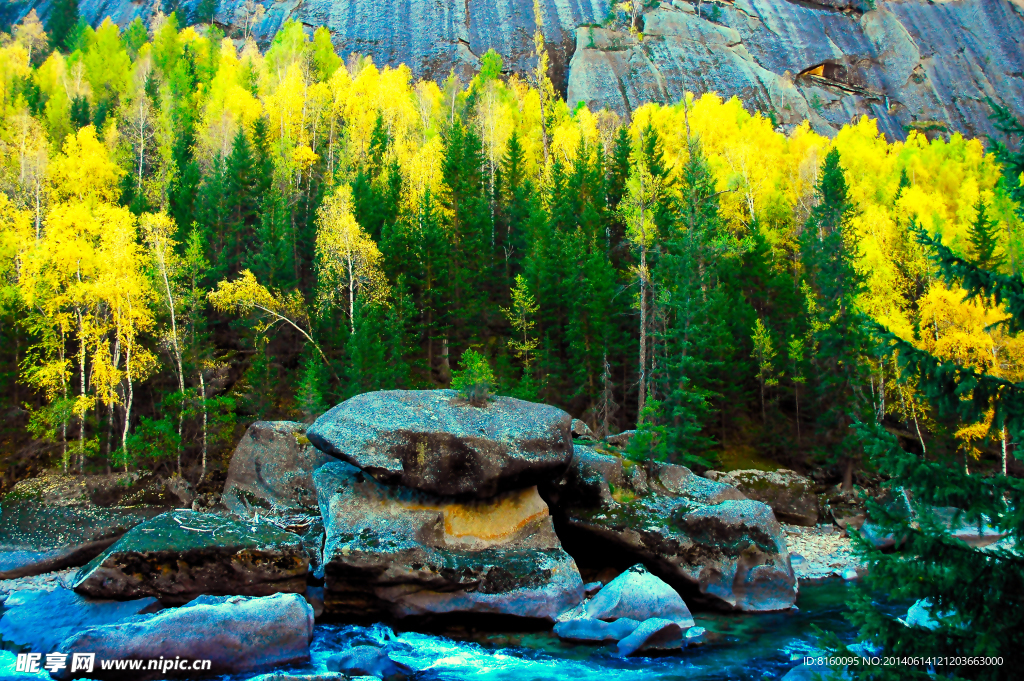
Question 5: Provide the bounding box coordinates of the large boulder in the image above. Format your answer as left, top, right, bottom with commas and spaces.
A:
542, 446, 797, 612
222, 421, 338, 515
585, 564, 694, 628
73, 510, 308, 604
52, 593, 314, 681
0, 588, 157, 653
314, 461, 584, 620
705, 469, 819, 526
306, 390, 573, 499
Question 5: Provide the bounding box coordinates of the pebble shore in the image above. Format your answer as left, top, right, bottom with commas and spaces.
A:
782, 524, 863, 581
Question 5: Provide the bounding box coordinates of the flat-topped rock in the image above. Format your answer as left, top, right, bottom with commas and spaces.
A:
0, 502, 168, 580
222, 421, 338, 515
542, 446, 797, 612
73, 510, 308, 604
314, 461, 584, 620
307, 390, 573, 498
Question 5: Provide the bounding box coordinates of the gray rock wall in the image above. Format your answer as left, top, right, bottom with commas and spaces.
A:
4, 0, 1022, 139
568, 0, 1024, 138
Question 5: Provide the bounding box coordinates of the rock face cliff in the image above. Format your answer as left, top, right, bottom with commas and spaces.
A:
568, 0, 1024, 139
4, 0, 1022, 139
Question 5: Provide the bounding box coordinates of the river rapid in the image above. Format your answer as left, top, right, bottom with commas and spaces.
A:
234, 580, 862, 681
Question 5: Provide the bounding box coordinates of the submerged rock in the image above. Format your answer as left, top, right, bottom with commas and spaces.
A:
0, 587, 157, 652
705, 469, 819, 526
553, 617, 640, 642
314, 461, 584, 620
615, 618, 682, 657
542, 446, 797, 612
307, 389, 573, 499
222, 421, 339, 515
52, 593, 314, 681
585, 564, 694, 628
325, 645, 413, 680
73, 510, 308, 604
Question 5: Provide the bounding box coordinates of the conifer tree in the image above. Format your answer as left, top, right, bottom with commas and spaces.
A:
650, 137, 730, 464
967, 198, 1004, 272
844, 221, 1024, 678
800, 147, 869, 490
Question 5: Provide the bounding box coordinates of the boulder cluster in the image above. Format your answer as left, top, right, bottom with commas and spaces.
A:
0, 389, 799, 679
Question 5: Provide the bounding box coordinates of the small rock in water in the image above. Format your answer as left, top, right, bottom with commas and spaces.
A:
790, 553, 805, 564
583, 581, 603, 597
326, 645, 412, 680
684, 626, 706, 645
615, 618, 683, 656
841, 568, 859, 581
586, 564, 694, 628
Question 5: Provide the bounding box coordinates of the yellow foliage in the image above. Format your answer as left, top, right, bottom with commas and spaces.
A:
50, 127, 123, 204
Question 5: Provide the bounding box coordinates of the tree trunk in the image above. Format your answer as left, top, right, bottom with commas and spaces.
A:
1002, 425, 1008, 476
122, 344, 133, 473
200, 370, 208, 481
841, 457, 854, 493
638, 243, 648, 424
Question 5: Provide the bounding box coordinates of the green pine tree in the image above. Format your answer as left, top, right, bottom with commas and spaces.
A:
800, 147, 870, 491
967, 198, 1004, 272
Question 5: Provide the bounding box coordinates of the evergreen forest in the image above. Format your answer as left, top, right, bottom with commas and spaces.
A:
1, 9, 1023, 495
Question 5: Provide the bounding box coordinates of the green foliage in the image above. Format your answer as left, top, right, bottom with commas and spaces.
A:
842, 423, 1024, 680
121, 17, 148, 60
311, 27, 341, 81
799, 147, 870, 483
625, 398, 669, 463
653, 136, 729, 464
45, 0, 79, 51
451, 349, 497, 406
967, 198, 1005, 272
296, 353, 329, 421
479, 49, 503, 82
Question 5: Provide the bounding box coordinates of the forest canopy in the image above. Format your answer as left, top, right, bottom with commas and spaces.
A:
0, 10, 1022, 487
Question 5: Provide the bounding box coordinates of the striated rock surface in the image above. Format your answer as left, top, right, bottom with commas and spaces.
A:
73, 510, 308, 604
52, 593, 314, 681
542, 445, 796, 611
314, 460, 584, 620
567, 0, 1024, 139
307, 389, 574, 499
222, 420, 338, 515
706, 469, 819, 526
4, 0, 1022, 140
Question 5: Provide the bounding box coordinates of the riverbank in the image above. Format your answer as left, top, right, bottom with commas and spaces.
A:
782, 524, 863, 581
